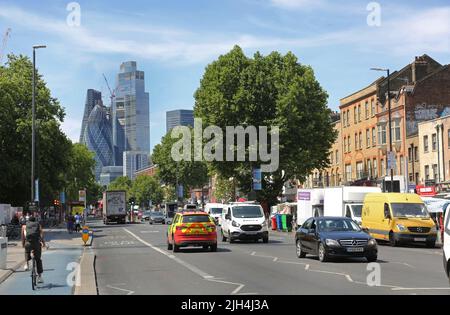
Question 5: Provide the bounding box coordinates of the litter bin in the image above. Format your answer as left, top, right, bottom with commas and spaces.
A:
271, 216, 277, 230
0, 237, 7, 270
281, 214, 287, 232
286, 214, 293, 232
276, 214, 282, 231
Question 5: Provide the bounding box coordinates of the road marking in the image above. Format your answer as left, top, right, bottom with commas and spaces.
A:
123, 228, 247, 295
391, 287, 450, 291
140, 231, 159, 233
106, 284, 135, 295
391, 261, 415, 269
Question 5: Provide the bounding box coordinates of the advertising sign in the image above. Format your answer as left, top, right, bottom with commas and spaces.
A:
298, 191, 311, 201
252, 168, 262, 191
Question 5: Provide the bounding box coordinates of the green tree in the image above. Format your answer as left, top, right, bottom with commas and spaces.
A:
152, 129, 209, 192
0, 54, 72, 206
130, 175, 164, 207
108, 176, 132, 194
163, 185, 177, 203
212, 175, 235, 203
194, 46, 336, 207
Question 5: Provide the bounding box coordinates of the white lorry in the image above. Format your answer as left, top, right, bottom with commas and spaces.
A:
296, 189, 324, 229
323, 186, 382, 224
103, 190, 127, 225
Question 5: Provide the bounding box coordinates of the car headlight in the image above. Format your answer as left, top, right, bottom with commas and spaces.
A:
368, 239, 377, 246
232, 220, 240, 227
261, 221, 267, 227
430, 225, 437, 233
396, 224, 407, 232
325, 239, 340, 247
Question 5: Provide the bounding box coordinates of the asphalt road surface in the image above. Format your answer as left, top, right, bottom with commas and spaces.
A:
91, 219, 450, 295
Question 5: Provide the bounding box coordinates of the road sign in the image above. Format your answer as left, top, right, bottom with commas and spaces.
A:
79, 190, 86, 202
387, 151, 396, 170
34, 179, 39, 202
252, 168, 262, 191
81, 226, 90, 245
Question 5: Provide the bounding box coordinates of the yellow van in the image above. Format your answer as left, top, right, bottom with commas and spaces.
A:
361, 193, 437, 247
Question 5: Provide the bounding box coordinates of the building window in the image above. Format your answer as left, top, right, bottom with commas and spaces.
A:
356, 162, 364, 179
371, 99, 375, 117
433, 164, 438, 179
366, 129, 370, 148
414, 146, 419, 161
359, 132, 363, 150
432, 133, 437, 151
381, 159, 385, 177
348, 136, 351, 152
342, 113, 346, 127
358, 105, 361, 122
425, 165, 430, 180
373, 159, 377, 178
424, 135, 429, 153
392, 120, 401, 142
448, 129, 450, 148
367, 159, 372, 178
355, 133, 358, 150
346, 111, 350, 127
400, 156, 404, 175
365, 102, 369, 119
354, 108, 357, 124
344, 137, 347, 153
330, 151, 334, 164
335, 150, 339, 164
408, 147, 412, 161
372, 127, 376, 146
378, 124, 387, 145
345, 164, 352, 182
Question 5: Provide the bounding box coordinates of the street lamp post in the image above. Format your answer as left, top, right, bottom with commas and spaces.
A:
436, 124, 441, 184
31, 45, 46, 203
371, 67, 394, 192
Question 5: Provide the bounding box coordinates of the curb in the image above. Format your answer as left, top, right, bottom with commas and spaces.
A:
0, 260, 25, 285
74, 247, 97, 295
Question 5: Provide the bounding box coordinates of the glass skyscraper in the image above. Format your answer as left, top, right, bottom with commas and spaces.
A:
83, 104, 114, 181
80, 89, 103, 144
166, 109, 194, 133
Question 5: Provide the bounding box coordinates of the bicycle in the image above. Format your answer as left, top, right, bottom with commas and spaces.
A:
30, 242, 49, 291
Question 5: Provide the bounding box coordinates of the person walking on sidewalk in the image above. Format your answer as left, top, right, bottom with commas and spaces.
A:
74, 213, 81, 232
21, 215, 46, 284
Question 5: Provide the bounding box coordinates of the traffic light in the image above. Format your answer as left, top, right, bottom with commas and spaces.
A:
53, 199, 60, 206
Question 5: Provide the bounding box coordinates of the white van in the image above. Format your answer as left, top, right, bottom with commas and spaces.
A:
205, 203, 225, 225
444, 206, 450, 283
221, 202, 269, 243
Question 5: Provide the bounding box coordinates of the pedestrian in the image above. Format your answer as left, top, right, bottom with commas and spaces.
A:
66, 214, 74, 234
75, 213, 81, 232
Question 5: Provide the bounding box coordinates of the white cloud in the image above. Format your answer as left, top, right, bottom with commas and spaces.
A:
270, 0, 324, 9
61, 117, 81, 143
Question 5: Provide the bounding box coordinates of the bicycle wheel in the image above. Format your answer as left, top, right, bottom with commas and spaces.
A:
31, 257, 37, 290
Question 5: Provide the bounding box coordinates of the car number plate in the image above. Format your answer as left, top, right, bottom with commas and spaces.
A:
414, 238, 426, 242
346, 247, 364, 252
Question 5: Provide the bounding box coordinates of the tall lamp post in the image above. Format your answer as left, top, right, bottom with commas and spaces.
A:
371, 67, 393, 192
31, 45, 46, 203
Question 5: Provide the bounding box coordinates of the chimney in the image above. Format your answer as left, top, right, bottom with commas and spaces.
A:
412, 55, 429, 83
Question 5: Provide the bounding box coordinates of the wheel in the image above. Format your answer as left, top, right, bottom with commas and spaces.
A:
173, 244, 180, 252
366, 255, 377, 262
296, 239, 306, 258
150, 222, 153, 225
229, 233, 235, 244
167, 241, 173, 250
203, 245, 209, 250
31, 258, 37, 290
426, 240, 436, 248
389, 232, 399, 247
162, 221, 165, 225
318, 243, 328, 262
262, 236, 269, 243
210, 244, 217, 252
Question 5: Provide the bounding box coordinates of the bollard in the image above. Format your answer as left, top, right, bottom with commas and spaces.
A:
0, 237, 7, 269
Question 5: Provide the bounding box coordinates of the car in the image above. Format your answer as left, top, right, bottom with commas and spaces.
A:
444, 207, 450, 283
183, 204, 198, 211
149, 211, 166, 224
205, 203, 225, 225
295, 216, 378, 263
221, 202, 269, 243
142, 210, 152, 221
167, 211, 217, 252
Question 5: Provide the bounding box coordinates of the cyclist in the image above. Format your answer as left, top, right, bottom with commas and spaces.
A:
21, 215, 46, 284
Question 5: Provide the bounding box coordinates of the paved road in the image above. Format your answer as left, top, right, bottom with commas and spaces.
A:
91, 219, 450, 295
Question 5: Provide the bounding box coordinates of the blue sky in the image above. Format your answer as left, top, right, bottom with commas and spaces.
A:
1, 0, 449, 152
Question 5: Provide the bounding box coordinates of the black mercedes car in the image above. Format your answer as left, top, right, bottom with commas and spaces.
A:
295, 216, 378, 263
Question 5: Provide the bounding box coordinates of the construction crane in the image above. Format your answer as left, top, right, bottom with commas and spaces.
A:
102, 73, 116, 107
0, 28, 11, 64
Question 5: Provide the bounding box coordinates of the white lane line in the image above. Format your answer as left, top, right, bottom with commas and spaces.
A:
391, 261, 415, 269
140, 231, 159, 233
123, 228, 247, 295
345, 275, 354, 283
391, 287, 450, 291
106, 285, 135, 295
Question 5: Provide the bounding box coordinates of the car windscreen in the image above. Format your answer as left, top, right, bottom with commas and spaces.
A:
210, 208, 222, 214
317, 219, 361, 232
151, 212, 164, 217
351, 205, 363, 217
182, 215, 211, 223
232, 206, 263, 218
391, 203, 430, 218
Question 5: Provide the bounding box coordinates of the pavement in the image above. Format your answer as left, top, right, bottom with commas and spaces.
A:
89, 219, 450, 295
0, 225, 92, 295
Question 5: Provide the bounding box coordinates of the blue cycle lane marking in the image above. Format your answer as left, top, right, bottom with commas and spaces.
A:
0, 241, 83, 295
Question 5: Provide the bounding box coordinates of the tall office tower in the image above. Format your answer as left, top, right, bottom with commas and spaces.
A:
166, 109, 194, 133
123, 151, 149, 180
83, 104, 114, 181
112, 62, 150, 169
80, 89, 103, 144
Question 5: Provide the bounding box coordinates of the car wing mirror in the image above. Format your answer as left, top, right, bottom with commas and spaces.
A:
362, 227, 369, 234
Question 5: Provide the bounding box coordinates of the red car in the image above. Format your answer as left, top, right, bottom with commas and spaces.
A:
167, 211, 217, 252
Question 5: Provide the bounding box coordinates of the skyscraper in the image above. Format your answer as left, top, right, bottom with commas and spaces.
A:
166, 109, 194, 133
112, 61, 150, 177
83, 105, 114, 181
80, 89, 103, 144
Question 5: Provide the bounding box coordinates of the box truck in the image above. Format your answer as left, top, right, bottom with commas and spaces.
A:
296, 189, 324, 228
323, 186, 382, 224
103, 190, 127, 225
